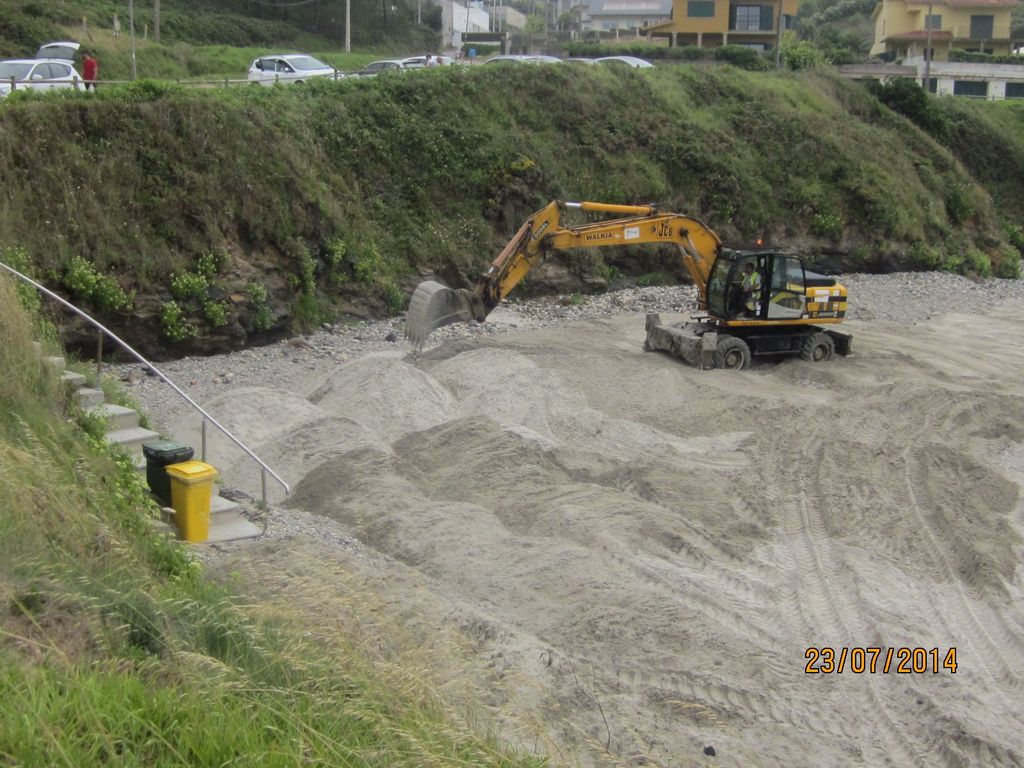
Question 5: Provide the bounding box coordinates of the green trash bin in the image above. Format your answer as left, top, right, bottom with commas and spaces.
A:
142, 440, 195, 506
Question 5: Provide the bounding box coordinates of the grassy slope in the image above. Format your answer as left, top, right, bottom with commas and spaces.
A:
0, 274, 546, 766
0, 64, 1021, 355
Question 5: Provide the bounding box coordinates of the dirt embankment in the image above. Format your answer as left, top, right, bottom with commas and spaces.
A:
131, 278, 1024, 767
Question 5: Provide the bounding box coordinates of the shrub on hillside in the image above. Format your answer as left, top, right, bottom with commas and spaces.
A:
780, 39, 827, 70
712, 45, 770, 71
867, 77, 951, 142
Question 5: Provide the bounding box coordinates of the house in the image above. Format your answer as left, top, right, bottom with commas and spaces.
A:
870, 0, 1019, 61
642, 0, 798, 50
862, 0, 1024, 99
491, 5, 527, 31
578, 0, 673, 33
872, 0, 1015, 60
451, 1, 492, 47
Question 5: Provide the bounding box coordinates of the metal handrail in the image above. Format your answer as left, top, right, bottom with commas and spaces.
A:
0, 261, 290, 506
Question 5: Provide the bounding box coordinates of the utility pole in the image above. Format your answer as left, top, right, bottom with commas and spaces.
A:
923, 0, 934, 91
129, 0, 138, 79
774, 0, 784, 69
154, 0, 161, 42
345, 0, 351, 51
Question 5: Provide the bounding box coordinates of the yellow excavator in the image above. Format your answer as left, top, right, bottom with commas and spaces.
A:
406, 200, 852, 369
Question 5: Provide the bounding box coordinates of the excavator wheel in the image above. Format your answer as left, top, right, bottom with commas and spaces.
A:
713, 335, 751, 370
800, 331, 835, 362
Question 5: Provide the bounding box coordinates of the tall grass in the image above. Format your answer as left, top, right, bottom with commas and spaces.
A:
0, 274, 548, 766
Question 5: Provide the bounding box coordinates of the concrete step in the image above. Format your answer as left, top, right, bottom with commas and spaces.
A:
105, 426, 161, 456
160, 495, 261, 543
206, 508, 262, 543
75, 387, 105, 409
60, 370, 87, 389
44, 355, 65, 371
89, 403, 140, 432
211, 494, 241, 516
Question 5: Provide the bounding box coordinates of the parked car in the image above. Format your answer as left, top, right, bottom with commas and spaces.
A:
36, 40, 80, 63
401, 54, 458, 68
484, 54, 561, 65
594, 55, 654, 68
247, 54, 335, 85
351, 59, 418, 77
0, 59, 84, 97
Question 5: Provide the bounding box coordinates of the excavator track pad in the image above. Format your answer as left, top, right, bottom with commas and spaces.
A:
406, 280, 475, 348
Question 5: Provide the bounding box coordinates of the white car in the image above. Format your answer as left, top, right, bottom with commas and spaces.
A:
247, 54, 336, 85
594, 55, 654, 68
351, 59, 419, 77
36, 41, 80, 63
484, 54, 561, 65
0, 59, 84, 97
401, 55, 458, 68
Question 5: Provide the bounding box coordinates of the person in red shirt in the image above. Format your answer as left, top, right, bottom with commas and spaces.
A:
82, 52, 98, 91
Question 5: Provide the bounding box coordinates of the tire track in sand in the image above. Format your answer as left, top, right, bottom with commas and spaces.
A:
776, 432, 936, 767
900, 441, 1024, 696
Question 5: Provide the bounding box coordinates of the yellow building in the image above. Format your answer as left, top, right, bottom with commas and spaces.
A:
870, 0, 1019, 60
643, 0, 799, 50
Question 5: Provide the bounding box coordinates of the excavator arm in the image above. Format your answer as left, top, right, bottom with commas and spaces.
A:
406, 200, 723, 346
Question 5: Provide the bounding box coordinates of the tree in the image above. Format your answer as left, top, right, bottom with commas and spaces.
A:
524, 13, 545, 50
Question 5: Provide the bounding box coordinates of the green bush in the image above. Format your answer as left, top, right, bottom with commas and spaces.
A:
945, 185, 974, 226
382, 280, 406, 314
63, 255, 134, 312
867, 78, 951, 142
964, 248, 992, 277
811, 211, 844, 240
712, 45, 771, 71
202, 298, 229, 328
169, 271, 209, 301
247, 282, 274, 332
780, 39, 827, 71
159, 300, 198, 342
949, 49, 1024, 65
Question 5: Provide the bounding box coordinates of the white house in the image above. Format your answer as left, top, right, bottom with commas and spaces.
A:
452, 1, 493, 46
578, 0, 672, 33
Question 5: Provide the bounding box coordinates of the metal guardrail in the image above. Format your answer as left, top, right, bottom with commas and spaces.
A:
0, 260, 290, 507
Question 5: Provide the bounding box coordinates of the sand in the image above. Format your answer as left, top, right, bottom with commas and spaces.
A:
194, 300, 1024, 767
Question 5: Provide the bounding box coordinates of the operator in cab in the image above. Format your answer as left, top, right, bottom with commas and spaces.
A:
740, 262, 761, 317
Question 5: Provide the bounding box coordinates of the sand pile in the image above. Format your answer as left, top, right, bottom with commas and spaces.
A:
203, 304, 1024, 767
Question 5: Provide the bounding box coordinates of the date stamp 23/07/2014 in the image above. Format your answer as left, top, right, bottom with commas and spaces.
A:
804, 647, 958, 674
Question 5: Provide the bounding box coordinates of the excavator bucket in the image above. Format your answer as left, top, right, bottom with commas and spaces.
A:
405, 280, 475, 347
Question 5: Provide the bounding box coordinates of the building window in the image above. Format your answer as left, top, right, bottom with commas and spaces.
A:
925, 14, 941, 30
687, 0, 715, 18
926, 77, 938, 93
969, 15, 993, 40
953, 80, 987, 97
731, 4, 772, 30
1005, 83, 1024, 99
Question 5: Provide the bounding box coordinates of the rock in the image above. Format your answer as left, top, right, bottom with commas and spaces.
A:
703, 745, 717, 757
385, 331, 398, 342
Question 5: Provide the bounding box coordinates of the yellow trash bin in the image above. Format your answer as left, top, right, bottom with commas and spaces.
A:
165, 460, 218, 542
